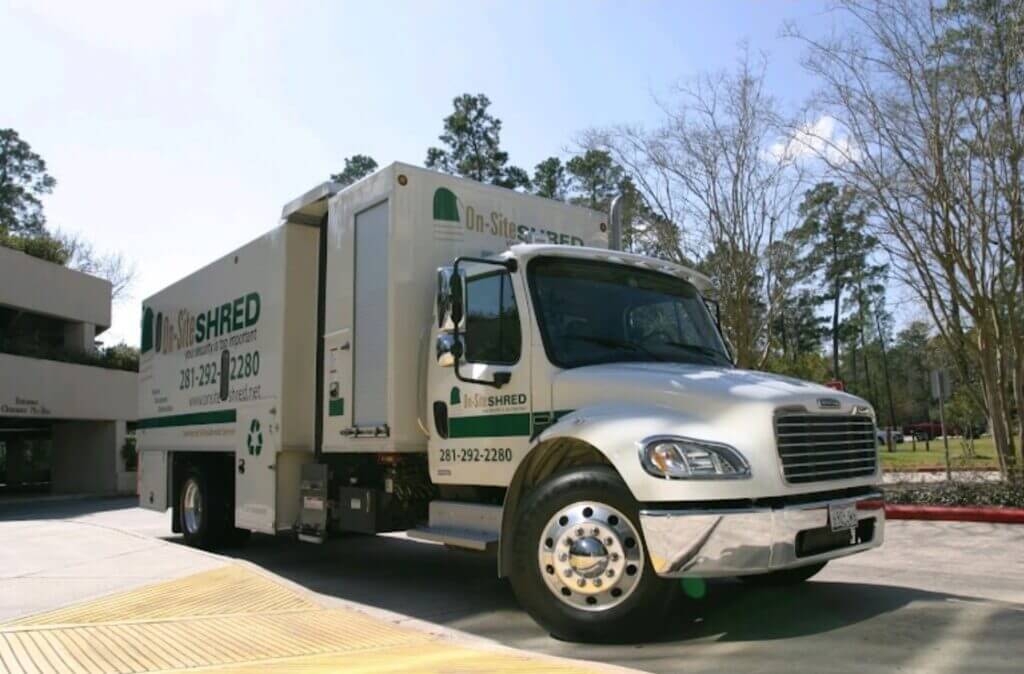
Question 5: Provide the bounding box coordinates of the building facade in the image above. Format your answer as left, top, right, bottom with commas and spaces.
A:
0, 245, 137, 495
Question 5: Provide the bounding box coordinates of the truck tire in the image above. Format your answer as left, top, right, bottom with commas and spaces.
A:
738, 561, 827, 586
178, 466, 230, 549
508, 466, 678, 642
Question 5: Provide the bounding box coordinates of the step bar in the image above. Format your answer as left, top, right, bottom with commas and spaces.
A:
407, 501, 501, 552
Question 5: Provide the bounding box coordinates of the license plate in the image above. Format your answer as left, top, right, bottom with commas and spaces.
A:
829, 502, 858, 532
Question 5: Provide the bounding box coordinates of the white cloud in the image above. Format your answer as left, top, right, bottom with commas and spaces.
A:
770, 115, 860, 164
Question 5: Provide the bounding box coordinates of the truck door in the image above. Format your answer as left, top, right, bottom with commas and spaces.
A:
234, 399, 279, 533
428, 263, 532, 486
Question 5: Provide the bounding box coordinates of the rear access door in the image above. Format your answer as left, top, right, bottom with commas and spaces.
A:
322, 196, 392, 443
352, 200, 390, 431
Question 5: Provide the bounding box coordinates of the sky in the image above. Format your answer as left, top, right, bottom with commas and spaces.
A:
1, 0, 849, 346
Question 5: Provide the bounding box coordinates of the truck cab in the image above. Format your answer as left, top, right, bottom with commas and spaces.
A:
423, 243, 883, 639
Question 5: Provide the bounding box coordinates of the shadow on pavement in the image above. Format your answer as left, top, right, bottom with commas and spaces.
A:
0, 495, 137, 522
223, 532, 1024, 673
169, 528, 1003, 643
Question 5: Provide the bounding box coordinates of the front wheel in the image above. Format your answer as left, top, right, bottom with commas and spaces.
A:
508, 466, 678, 642
737, 561, 827, 586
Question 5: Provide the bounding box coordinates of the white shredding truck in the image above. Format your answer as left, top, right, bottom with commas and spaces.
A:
138, 162, 884, 640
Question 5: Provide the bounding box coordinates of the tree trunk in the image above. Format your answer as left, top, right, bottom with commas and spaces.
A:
874, 310, 898, 440
831, 288, 841, 381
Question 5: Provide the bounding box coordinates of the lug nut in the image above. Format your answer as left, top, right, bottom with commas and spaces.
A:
577, 578, 586, 588
591, 527, 600, 536
610, 553, 619, 562
559, 553, 568, 562
564, 538, 573, 546
607, 569, 615, 578
564, 569, 573, 577
576, 528, 585, 537
604, 537, 613, 546
594, 578, 603, 587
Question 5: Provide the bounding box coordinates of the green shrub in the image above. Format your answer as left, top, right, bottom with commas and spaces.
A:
121, 435, 137, 471
0, 339, 139, 372
0, 232, 70, 264
884, 480, 1024, 508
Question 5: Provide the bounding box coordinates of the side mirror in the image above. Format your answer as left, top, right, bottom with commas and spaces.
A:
436, 267, 452, 329
449, 270, 464, 326
436, 266, 465, 332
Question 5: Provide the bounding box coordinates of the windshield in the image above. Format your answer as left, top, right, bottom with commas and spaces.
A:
527, 256, 732, 369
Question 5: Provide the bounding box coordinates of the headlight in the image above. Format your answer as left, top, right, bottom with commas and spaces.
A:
639, 436, 751, 479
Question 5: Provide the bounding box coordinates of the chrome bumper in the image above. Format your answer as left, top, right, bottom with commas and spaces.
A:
639, 492, 884, 577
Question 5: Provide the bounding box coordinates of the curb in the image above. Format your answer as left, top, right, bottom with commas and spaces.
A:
885, 504, 1024, 524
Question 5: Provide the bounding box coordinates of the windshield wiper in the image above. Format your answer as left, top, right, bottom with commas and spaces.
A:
660, 340, 731, 364
564, 334, 667, 362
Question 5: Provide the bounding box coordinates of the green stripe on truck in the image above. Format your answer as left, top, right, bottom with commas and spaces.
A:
449, 412, 532, 438
137, 409, 237, 429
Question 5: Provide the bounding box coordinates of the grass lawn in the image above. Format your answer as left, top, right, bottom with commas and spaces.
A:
879, 435, 1001, 470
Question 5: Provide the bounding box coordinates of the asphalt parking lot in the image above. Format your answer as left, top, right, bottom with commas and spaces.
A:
2, 497, 1023, 674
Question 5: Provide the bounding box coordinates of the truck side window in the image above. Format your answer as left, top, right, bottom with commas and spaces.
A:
464, 271, 521, 364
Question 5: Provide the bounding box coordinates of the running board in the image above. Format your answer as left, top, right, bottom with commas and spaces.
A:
407, 501, 502, 552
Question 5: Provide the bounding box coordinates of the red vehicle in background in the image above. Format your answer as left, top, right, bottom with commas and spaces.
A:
902, 420, 980, 440
903, 421, 946, 440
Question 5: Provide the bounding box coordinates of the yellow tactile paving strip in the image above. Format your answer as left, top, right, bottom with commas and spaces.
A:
7, 567, 318, 626
0, 565, 618, 674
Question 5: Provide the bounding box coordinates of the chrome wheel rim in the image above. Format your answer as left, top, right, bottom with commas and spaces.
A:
182, 479, 203, 535
537, 501, 645, 612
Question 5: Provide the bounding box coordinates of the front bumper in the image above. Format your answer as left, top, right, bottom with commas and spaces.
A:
639, 491, 884, 577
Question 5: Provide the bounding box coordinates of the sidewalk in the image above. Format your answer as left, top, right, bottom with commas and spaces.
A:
1, 564, 637, 674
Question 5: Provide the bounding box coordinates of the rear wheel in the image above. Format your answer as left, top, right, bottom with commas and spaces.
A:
178, 467, 230, 549
738, 561, 827, 586
509, 466, 678, 642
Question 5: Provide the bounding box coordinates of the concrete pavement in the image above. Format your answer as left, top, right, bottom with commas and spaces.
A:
2, 497, 1023, 673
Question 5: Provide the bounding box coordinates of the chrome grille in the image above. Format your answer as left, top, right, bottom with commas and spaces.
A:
774, 413, 877, 484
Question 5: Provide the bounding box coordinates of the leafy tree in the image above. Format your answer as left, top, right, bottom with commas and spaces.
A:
889, 321, 933, 424
330, 154, 378, 187
0, 129, 56, 237
532, 157, 569, 200
566, 150, 623, 210
771, 288, 826, 365
502, 166, 532, 192
425, 94, 530, 190
790, 182, 882, 380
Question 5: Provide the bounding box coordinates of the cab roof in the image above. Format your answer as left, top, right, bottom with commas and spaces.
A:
507, 244, 711, 292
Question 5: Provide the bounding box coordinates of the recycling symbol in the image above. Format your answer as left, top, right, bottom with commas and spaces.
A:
246, 419, 263, 456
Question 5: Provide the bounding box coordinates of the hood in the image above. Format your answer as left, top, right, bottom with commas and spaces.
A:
551, 362, 870, 420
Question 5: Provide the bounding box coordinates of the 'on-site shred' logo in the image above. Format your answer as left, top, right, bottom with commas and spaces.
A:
431, 186, 585, 246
